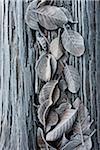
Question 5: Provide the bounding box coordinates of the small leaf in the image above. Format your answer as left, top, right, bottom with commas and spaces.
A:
36, 32, 47, 50
60, 7, 73, 23
37, 127, 49, 149
60, 54, 69, 65
38, 100, 50, 125
72, 98, 93, 147
55, 60, 64, 78
62, 27, 85, 57
55, 95, 68, 107
50, 54, 57, 77
61, 136, 81, 150
75, 137, 92, 150
50, 37, 63, 60
38, 100, 53, 127
46, 108, 78, 141
38, 81, 60, 126
37, 36, 47, 50
61, 135, 90, 150
35, 53, 51, 81
55, 102, 72, 117
73, 97, 81, 109
59, 79, 67, 92
46, 110, 59, 132
73, 98, 91, 135
37, 127, 56, 150
39, 80, 60, 104
35, 53, 57, 82
37, 0, 49, 7
38, 0, 71, 8
59, 133, 69, 149
25, 0, 39, 30
64, 64, 80, 93
51, 84, 60, 105
43, 101, 52, 127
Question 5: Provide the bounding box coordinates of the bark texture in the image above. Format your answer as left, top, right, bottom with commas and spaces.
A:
0, 0, 100, 150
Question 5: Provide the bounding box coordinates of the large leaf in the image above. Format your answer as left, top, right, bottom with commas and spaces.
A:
64, 64, 80, 93
27, 5, 68, 30
38, 0, 73, 22
25, 0, 39, 30
37, 6, 72, 30
46, 108, 78, 141
62, 27, 85, 57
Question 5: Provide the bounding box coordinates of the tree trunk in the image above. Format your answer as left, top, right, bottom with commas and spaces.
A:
0, 0, 36, 149
0, 0, 100, 150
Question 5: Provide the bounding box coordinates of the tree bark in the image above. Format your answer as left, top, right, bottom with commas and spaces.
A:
0, 0, 100, 150
0, 0, 36, 149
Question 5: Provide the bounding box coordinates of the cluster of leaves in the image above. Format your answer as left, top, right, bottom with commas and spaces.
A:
25, 0, 95, 149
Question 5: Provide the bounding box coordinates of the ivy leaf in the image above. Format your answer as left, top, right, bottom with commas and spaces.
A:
58, 133, 69, 149
37, 127, 56, 150
37, 0, 49, 7
25, 0, 39, 30
62, 26, 85, 57
64, 65, 81, 93
55, 102, 72, 117
38, 100, 50, 125
39, 80, 60, 104
61, 134, 92, 150
49, 37, 63, 60
37, 127, 48, 149
74, 137, 92, 150
38, 80, 60, 126
46, 108, 78, 141
59, 79, 67, 92
36, 32, 47, 50
26, 5, 68, 30
38, 1, 73, 23
60, 7, 73, 23
46, 110, 59, 132
73, 98, 92, 135
61, 134, 82, 150
38, 0, 71, 8
35, 53, 51, 81
35, 53, 57, 82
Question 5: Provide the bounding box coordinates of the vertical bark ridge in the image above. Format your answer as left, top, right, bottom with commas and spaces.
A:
0, 0, 36, 149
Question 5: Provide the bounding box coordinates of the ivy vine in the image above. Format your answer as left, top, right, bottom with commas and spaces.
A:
25, 0, 95, 149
